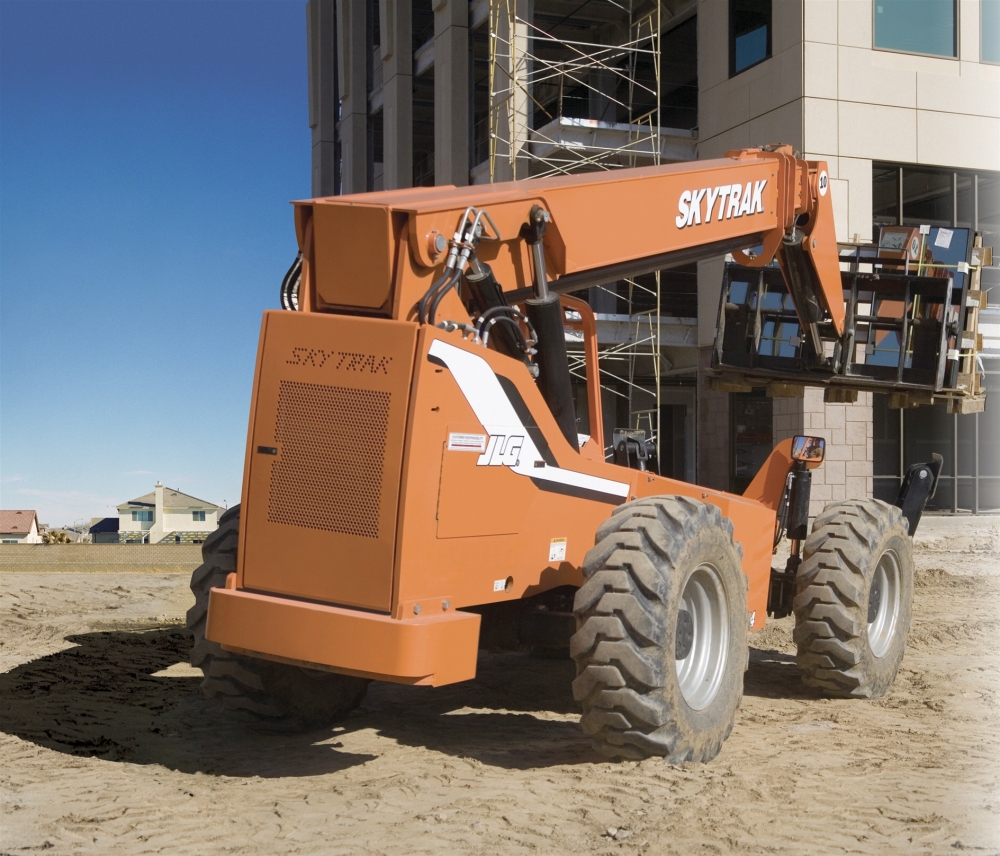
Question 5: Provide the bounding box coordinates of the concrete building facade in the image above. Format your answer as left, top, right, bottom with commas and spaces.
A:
307, 0, 1000, 512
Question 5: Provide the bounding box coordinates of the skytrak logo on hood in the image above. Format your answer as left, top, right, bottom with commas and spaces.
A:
675, 179, 768, 228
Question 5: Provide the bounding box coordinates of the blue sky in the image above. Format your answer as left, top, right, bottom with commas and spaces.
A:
1, 0, 310, 525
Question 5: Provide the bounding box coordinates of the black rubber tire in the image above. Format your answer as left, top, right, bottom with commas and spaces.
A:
186, 505, 369, 730
571, 497, 748, 762
793, 499, 914, 699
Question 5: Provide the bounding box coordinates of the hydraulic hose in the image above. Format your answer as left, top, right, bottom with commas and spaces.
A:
417, 269, 460, 324
427, 269, 463, 325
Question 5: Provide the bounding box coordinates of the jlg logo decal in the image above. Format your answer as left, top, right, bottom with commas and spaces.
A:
675, 179, 767, 228
287, 348, 392, 374
477, 434, 524, 467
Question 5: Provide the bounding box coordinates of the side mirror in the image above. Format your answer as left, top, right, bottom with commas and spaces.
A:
791, 435, 826, 463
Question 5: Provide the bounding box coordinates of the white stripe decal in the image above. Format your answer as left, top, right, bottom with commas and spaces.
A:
429, 339, 630, 500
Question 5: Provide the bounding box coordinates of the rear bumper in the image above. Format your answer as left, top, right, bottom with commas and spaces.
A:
206, 587, 481, 686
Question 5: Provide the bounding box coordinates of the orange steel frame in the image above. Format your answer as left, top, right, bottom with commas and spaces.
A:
206, 147, 843, 687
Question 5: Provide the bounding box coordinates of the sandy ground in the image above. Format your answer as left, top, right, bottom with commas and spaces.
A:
2, 526, 999, 855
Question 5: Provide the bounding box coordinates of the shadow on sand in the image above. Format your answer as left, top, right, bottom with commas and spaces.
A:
0, 628, 597, 776
1, 628, 821, 777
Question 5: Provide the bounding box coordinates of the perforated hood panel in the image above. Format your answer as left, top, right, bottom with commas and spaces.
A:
240, 311, 417, 612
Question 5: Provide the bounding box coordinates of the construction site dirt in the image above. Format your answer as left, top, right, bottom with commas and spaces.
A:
2, 523, 998, 855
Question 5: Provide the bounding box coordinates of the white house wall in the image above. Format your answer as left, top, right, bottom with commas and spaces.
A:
160, 510, 219, 533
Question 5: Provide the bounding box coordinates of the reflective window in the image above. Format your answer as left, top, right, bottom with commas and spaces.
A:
980, 174, 1000, 297
984, 0, 1000, 63
874, 0, 957, 57
902, 169, 953, 227
872, 165, 900, 240
730, 0, 771, 76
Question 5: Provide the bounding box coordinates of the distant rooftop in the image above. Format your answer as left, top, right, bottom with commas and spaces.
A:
117, 486, 220, 512
0, 510, 39, 535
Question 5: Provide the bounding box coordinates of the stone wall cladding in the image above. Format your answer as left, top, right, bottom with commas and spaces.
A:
0, 544, 203, 574
802, 388, 874, 514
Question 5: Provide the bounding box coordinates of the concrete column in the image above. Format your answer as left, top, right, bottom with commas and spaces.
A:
337, 0, 368, 194
380, 0, 412, 189
433, 0, 469, 186
490, 0, 531, 182
307, 0, 339, 196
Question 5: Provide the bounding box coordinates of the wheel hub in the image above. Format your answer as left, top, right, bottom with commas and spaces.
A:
868, 549, 901, 659
675, 609, 694, 660
867, 576, 882, 624
675, 564, 729, 710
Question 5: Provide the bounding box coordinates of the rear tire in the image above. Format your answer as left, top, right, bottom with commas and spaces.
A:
571, 497, 748, 762
186, 505, 369, 730
793, 499, 913, 698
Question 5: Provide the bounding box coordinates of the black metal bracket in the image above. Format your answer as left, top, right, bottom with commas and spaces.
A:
894, 453, 943, 536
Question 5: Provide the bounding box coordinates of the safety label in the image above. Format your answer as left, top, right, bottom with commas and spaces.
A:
548, 538, 567, 562
447, 432, 488, 452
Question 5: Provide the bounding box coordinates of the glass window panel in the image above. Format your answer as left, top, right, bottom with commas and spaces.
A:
957, 478, 976, 512
873, 478, 900, 503
730, 0, 771, 75
956, 174, 974, 228
984, 0, 1000, 64
904, 403, 953, 477
979, 173, 1000, 297
873, 164, 900, 235
957, 412, 977, 477
730, 280, 749, 303
979, 478, 1000, 512
873, 394, 901, 477
735, 26, 768, 72
981, 370, 1000, 477
874, 0, 956, 57
903, 169, 953, 227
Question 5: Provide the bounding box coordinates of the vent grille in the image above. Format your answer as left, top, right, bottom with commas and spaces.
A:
268, 381, 391, 539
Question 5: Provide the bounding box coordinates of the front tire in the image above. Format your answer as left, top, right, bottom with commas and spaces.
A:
571, 497, 748, 762
186, 505, 369, 730
792, 499, 914, 698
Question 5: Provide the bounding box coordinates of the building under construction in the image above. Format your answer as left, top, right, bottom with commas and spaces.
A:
306, 0, 1000, 513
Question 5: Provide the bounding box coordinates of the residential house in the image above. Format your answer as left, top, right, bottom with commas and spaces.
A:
0, 510, 42, 543
117, 482, 221, 544
89, 517, 120, 544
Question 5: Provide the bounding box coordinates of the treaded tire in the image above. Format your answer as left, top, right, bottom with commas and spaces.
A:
793, 499, 913, 699
186, 505, 369, 730
571, 497, 748, 762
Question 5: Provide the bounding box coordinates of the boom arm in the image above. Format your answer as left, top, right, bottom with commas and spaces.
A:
292, 146, 845, 340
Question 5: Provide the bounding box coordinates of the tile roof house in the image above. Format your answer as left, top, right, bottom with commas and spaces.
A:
0, 510, 42, 543
116, 482, 221, 544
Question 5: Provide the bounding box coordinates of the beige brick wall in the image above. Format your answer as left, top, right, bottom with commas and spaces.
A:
0, 543, 203, 574
802, 389, 873, 514
756, 390, 874, 515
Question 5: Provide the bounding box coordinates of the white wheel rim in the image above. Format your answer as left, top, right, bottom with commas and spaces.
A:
675, 563, 729, 710
868, 549, 901, 659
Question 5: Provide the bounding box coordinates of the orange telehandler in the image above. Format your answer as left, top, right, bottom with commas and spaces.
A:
188, 146, 976, 761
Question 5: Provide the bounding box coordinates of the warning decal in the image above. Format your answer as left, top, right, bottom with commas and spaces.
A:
448, 432, 488, 452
